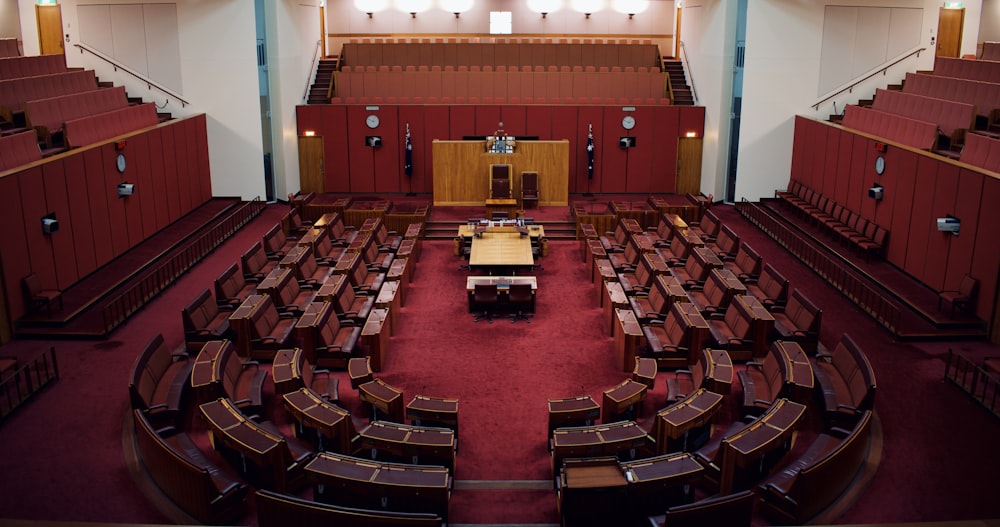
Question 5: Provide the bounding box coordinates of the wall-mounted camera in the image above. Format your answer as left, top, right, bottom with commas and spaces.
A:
868, 183, 883, 201
936, 215, 960, 235
41, 213, 59, 234
619, 136, 636, 148
366, 136, 382, 148
118, 182, 135, 197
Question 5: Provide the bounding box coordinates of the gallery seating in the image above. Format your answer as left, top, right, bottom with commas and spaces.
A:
959, 132, 1000, 176
63, 102, 159, 149
128, 333, 192, 428
813, 333, 876, 428
0, 70, 97, 122
758, 410, 873, 524
25, 86, 129, 144
255, 489, 443, 527
982, 41, 1000, 61
133, 409, 249, 525
0, 130, 41, 172
840, 104, 939, 151
296, 301, 362, 369
903, 72, 1000, 127
744, 263, 789, 310
0, 54, 67, 80
0, 38, 18, 58
214, 263, 259, 308
871, 88, 976, 148
769, 289, 822, 354
932, 55, 1000, 84
241, 241, 279, 282
181, 288, 234, 350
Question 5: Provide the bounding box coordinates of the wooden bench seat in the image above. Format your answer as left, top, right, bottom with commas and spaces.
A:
128, 333, 192, 428
0, 54, 67, 80
25, 86, 129, 143
63, 102, 159, 148
0, 129, 41, 172
133, 409, 248, 524
813, 333, 876, 428
841, 104, 939, 151
0, 70, 97, 122
871, 87, 976, 148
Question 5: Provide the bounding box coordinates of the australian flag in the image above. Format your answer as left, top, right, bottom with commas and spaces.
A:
404, 124, 413, 177
586, 125, 595, 179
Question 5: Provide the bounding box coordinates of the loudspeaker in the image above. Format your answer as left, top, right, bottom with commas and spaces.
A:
936, 217, 960, 234
42, 215, 59, 234
868, 186, 883, 200
619, 136, 636, 148
366, 136, 382, 147
118, 183, 134, 197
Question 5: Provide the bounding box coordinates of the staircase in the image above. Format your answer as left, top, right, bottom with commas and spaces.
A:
662, 59, 694, 106
307, 56, 338, 105
422, 219, 578, 241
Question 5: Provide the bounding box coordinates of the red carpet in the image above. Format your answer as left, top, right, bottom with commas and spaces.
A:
0, 201, 998, 526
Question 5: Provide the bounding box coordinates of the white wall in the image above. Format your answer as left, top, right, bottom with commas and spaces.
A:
0, 0, 21, 41
17, 0, 266, 201
729, 0, 981, 202
981, 0, 1000, 43
266, 0, 323, 200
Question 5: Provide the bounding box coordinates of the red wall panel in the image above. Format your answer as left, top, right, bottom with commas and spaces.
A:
102, 144, 130, 257
475, 106, 502, 137
321, 105, 351, 193
174, 120, 194, 215
678, 106, 705, 138
970, 176, 1000, 317
160, 125, 181, 222
600, 107, 627, 193
832, 130, 854, 204
788, 117, 808, 184
820, 128, 840, 198
129, 132, 157, 239
41, 162, 79, 288
422, 105, 450, 194
943, 168, 984, 291
194, 114, 212, 201
551, 106, 581, 192
18, 167, 54, 285
844, 135, 866, 215
183, 118, 201, 211
500, 106, 527, 137
63, 154, 97, 280
147, 128, 169, 232
651, 106, 680, 194
903, 157, 938, 279
346, 105, 376, 193
449, 105, 475, 139
885, 149, 915, 265
623, 106, 654, 193
372, 106, 401, 193
83, 148, 114, 266
923, 163, 960, 290
525, 105, 553, 140
0, 175, 29, 321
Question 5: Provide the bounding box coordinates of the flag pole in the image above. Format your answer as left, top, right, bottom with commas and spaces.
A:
583, 123, 594, 197
404, 123, 416, 196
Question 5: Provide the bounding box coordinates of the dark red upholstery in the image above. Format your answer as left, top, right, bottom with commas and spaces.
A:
62, 102, 159, 148
181, 289, 233, 348
0, 130, 41, 172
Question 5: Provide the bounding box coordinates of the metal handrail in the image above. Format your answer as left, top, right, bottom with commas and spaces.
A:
678, 41, 699, 105
304, 39, 322, 102
812, 47, 926, 110
74, 43, 189, 107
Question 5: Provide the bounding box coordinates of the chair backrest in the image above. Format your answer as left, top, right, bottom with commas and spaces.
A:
715, 225, 739, 254
786, 289, 822, 333
182, 289, 218, 333
263, 224, 287, 255
319, 306, 342, 346
474, 283, 498, 302
959, 274, 979, 298
522, 171, 538, 196
242, 242, 269, 277
491, 163, 510, 180
491, 177, 511, 199
757, 263, 789, 302
22, 272, 42, 298
508, 283, 533, 302
215, 263, 246, 302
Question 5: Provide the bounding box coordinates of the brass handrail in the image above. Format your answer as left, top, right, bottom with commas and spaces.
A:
74, 43, 189, 107
812, 47, 926, 111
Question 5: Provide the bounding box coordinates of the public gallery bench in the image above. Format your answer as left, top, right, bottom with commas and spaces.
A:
129, 333, 193, 428
871, 87, 976, 148
0, 129, 41, 172
256, 489, 444, 527
758, 410, 873, 524
0, 70, 97, 122
25, 85, 129, 144
840, 104, 939, 151
63, 102, 160, 149
961, 131, 1000, 173
903, 72, 1000, 127
0, 53, 67, 80
813, 333, 876, 428
133, 409, 249, 524
933, 55, 1000, 84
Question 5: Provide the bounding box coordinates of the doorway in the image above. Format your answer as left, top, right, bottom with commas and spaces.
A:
936, 7, 964, 58
35, 4, 63, 56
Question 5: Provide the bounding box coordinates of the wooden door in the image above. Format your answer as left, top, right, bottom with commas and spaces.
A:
298, 136, 326, 194
936, 7, 964, 59
674, 6, 682, 59
36, 5, 64, 56
675, 137, 702, 195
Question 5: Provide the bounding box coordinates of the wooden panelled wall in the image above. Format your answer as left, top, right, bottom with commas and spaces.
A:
790, 116, 1000, 330
295, 104, 705, 196
431, 141, 569, 206
0, 114, 213, 335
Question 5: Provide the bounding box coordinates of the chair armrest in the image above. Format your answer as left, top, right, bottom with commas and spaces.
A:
754, 398, 772, 406
836, 403, 859, 413
746, 360, 763, 370
828, 426, 852, 439
278, 312, 297, 319
212, 482, 245, 501
674, 369, 692, 378
242, 360, 260, 369
313, 368, 331, 377
145, 403, 169, 411
171, 352, 189, 361
232, 397, 253, 406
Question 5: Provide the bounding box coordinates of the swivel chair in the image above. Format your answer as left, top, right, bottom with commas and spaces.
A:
472, 284, 499, 323
507, 283, 534, 323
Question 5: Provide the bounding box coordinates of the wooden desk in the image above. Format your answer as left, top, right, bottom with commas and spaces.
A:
632, 357, 658, 389
271, 348, 300, 396
347, 357, 373, 390
190, 340, 229, 404
278, 245, 311, 276
735, 295, 775, 359
621, 452, 704, 513
704, 348, 734, 395
593, 258, 616, 295
551, 421, 650, 479
558, 457, 628, 527
468, 232, 534, 269
305, 452, 450, 519
386, 258, 411, 297
585, 238, 606, 269
614, 309, 644, 372
458, 223, 545, 239
603, 281, 628, 337
361, 308, 389, 372
547, 395, 600, 433
773, 341, 814, 404
407, 395, 460, 438
718, 398, 807, 494
375, 281, 400, 335
356, 420, 456, 470
485, 198, 518, 218
601, 379, 648, 422
652, 388, 724, 454
656, 274, 690, 304
228, 294, 265, 359
358, 378, 404, 422
282, 387, 354, 453
466, 276, 537, 313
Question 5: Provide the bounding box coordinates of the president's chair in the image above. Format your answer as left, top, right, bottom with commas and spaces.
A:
490, 163, 511, 199
521, 171, 539, 208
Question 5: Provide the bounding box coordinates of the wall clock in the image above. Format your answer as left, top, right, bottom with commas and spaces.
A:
116, 153, 127, 173
875, 155, 885, 175
366, 114, 380, 129
621, 115, 636, 130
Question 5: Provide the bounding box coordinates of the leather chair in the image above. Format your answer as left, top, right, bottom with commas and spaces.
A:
490, 177, 511, 199
472, 283, 499, 323
939, 274, 978, 317
22, 272, 62, 316
299, 302, 361, 369
241, 241, 279, 282
456, 235, 472, 271
214, 263, 258, 308
507, 283, 534, 323
181, 288, 233, 348
521, 171, 538, 208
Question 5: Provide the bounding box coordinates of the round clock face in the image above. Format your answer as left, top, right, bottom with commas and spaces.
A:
116, 153, 126, 173
622, 115, 636, 130
875, 155, 885, 175
366, 114, 380, 129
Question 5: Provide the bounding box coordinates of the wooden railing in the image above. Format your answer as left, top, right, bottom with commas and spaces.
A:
945, 349, 1000, 420
101, 199, 266, 334
0, 347, 59, 421
736, 200, 901, 335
